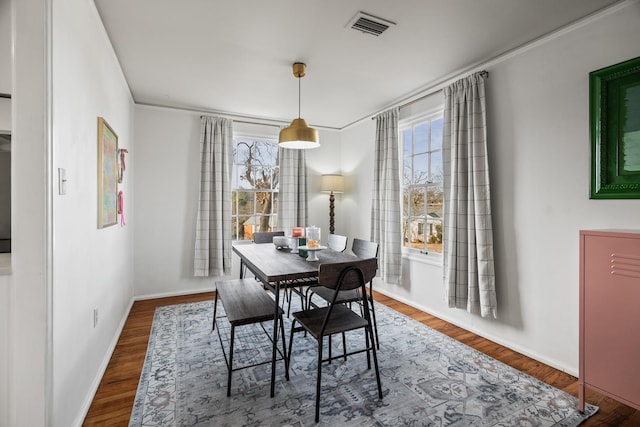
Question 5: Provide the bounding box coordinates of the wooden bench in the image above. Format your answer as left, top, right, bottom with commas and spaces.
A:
212, 279, 289, 396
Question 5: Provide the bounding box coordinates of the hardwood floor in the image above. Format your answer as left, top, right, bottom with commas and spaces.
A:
83, 292, 639, 426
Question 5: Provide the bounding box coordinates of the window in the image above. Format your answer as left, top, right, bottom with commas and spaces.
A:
401, 113, 443, 254
231, 137, 279, 240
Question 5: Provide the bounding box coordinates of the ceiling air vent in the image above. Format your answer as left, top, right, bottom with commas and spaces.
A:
347, 11, 396, 37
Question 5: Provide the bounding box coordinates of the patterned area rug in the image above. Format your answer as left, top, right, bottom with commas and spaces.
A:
130, 295, 598, 426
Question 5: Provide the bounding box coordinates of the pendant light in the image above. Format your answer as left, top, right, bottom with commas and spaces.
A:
279, 62, 320, 149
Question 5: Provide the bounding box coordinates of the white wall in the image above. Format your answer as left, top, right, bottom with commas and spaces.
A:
50, 0, 135, 426
10, 0, 49, 424
0, 0, 10, 424
342, 2, 640, 376
0, 0, 10, 95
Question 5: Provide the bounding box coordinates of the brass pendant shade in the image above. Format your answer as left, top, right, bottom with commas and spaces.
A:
279, 63, 320, 149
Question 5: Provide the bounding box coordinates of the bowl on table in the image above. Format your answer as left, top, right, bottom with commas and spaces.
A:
273, 236, 289, 249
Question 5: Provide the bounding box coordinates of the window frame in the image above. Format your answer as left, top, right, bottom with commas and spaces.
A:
399, 109, 444, 262
231, 133, 280, 241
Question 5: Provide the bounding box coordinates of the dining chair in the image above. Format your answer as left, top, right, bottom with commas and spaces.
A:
252, 230, 285, 243
287, 258, 383, 422
307, 238, 381, 349
327, 233, 348, 252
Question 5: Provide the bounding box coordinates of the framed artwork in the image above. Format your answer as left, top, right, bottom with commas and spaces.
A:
590, 56, 640, 199
97, 117, 118, 227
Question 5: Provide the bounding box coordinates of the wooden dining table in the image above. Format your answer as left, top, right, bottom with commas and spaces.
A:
231, 242, 357, 397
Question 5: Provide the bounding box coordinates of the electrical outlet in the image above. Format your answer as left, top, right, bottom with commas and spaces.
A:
93, 308, 99, 328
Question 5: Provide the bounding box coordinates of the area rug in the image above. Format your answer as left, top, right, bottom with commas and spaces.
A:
129, 296, 598, 426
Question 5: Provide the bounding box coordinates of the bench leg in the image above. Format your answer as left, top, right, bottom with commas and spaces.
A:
227, 325, 235, 397
212, 290, 219, 331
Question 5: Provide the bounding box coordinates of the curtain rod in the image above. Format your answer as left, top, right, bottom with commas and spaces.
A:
0, 93, 11, 99
199, 115, 282, 129
371, 70, 489, 120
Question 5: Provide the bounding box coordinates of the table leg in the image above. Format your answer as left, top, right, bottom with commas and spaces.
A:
270, 281, 280, 398
239, 259, 245, 279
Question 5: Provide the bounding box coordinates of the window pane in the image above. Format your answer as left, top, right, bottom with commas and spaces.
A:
413, 154, 429, 184
402, 189, 409, 217
409, 187, 425, 217
430, 150, 443, 183
234, 141, 250, 165
272, 166, 280, 190
408, 219, 426, 251
255, 192, 274, 216
426, 219, 443, 253
431, 117, 443, 151
403, 157, 411, 186
402, 128, 412, 157
402, 219, 410, 248
272, 192, 278, 214
414, 123, 428, 153
427, 186, 443, 219
236, 191, 254, 216
237, 215, 253, 240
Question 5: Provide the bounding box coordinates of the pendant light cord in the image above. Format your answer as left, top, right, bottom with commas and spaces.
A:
298, 75, 301, 119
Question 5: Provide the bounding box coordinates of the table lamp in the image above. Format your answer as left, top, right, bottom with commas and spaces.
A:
320, 174, 345, 234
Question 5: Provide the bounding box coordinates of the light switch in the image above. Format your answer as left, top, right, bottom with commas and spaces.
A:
58, 168, 67, 195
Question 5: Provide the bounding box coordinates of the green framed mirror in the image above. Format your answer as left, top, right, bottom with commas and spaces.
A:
590, 56, 640, 199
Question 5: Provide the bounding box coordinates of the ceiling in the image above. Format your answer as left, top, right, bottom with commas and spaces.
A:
94, 0, 622, 130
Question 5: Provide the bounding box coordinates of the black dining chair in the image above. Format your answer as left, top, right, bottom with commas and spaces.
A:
327, 233, 348, 252
287, 257, 383, 422
307, 238, 381, 349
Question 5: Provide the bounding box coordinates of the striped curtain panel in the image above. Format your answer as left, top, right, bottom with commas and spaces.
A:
370, 108, 402, 284
276, 147, 308, 232
193, 116, 233, 277
442, 72, 497, 318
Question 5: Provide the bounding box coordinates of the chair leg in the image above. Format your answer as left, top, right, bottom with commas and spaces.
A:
315, 337, 323, 423
342, 332, 347, 361
227, 325, 235, 397
368, 325, 383, 399
369, 295, 380, 349
287, 319, 296, 368
212, 290, 219, 331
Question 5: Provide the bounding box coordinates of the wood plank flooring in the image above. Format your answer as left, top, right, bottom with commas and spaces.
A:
83, 291, 639, 426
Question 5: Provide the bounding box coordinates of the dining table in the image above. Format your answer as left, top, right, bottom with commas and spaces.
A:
231, 241, 357, 397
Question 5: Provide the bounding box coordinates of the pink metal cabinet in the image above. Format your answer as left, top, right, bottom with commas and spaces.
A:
579, 230, 640, 412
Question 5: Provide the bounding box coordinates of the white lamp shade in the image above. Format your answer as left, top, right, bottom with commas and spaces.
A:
320, 174, 345, 193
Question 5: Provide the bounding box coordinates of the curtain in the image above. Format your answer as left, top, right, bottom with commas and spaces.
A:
442, 72, 497, 318
276, 147, 308, 233
193, 116, 233, 277
370, 108, 402, 284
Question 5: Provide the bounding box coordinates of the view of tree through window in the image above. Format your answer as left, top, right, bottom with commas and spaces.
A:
231, 137, 279, 240
401, 115, 444, 254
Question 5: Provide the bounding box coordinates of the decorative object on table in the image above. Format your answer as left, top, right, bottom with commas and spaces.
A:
97, 117, 118, 228
287, 236, 299, 253
320, 174, 345, 234
130, 298, 599, 426
305, 226, 320, 248
278, 62, 320, 149
297, 237, 307, 257
297, 244, 327, 262
272, 235, 289, 249
292, 227, 304, 237
590, 56, 640, 199
117, 148, 128, 183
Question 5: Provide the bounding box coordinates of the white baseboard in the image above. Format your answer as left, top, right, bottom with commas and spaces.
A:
373, 287, 578, 378
134, 287, 215, 301
72, 297, 135, 427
